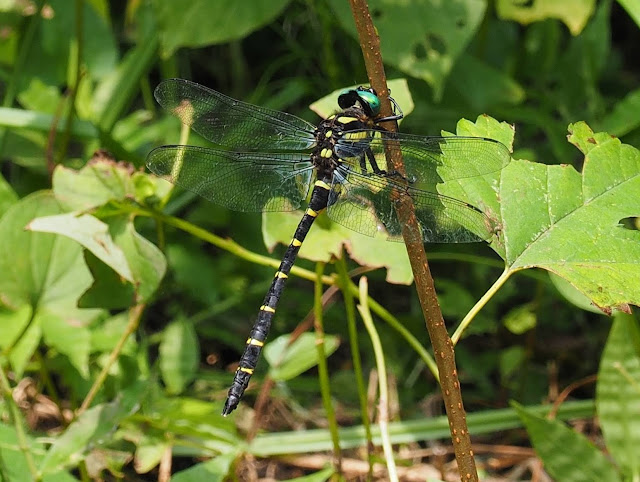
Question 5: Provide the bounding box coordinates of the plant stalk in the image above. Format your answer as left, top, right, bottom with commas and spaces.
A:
347, 0, 479, 479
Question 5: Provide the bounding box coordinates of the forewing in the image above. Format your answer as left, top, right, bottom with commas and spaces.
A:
335, 130, 511, 186
327, 166, 494, 243
155, 79, 317, 151
147, 145, 313, 212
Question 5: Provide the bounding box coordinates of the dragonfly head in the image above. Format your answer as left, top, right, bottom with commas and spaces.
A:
338, 86, 381, 118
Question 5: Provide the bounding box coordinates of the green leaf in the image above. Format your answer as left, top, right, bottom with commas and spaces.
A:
0, 424, 78, 482
263, 209, 413, 284
0, 172, 18, 219
23, 0, 117, 84
449, 53, 525, 111
93, 27, 159, 132
41, 311, 91, 378
596, 313, 640, 474
109, 216, 167, 303
39, 382, 146, 475
27, 213, 135, 282
27, 212, 166, 305
153, 0, 291, 57
498, 122, 640, 310
78, 251, 137, 309
502, 305, 536, 335
170, 452, 236, 482
438, 115, 515, 257
17, 78, 62, 114
549, 272, 603, 314
90, 312, 137, 354
159, 319, 200, 394
496, 0, 596, 35
328, 0, 487, 99
27, 162, 167, 306
0, 304, 41, 377
51, 161, 138, 211
284, 467, 334, 482
0, 107, 98, 139
499, 346, 526, 383
133, 441, 169, 474
0, 192, 99, 375
513, 403, 620, 482
599, 88, 640, 137
264, 333, 340, 382
310, 79, 414, 121
149, 397, 238, 442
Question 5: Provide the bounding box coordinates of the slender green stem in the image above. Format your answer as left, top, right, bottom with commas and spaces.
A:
452, 268, 512, 345
347, 281, 439, 381
78, 303, 145, 415
313, 262, 342, 471
0, 364, 39, 480
179, 121, 191, 146
140, 77, 155, 113
134, 205, 333, 285
335, 256, 374, 477
356, 277, 398, 482
78, 460, 90, 482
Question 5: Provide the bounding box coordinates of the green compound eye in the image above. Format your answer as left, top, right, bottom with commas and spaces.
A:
356, 90, 380, 116
337, 87, 381, 117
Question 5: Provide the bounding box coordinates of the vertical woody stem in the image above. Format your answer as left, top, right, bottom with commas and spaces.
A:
347, 1, 479, 480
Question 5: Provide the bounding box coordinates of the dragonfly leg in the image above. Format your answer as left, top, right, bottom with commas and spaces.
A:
365, 147, 387, 176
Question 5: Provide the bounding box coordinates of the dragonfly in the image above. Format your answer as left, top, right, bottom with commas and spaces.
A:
146, 79, 511, 415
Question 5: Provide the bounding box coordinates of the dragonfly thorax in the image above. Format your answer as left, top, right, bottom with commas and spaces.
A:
311, 105, 376, 178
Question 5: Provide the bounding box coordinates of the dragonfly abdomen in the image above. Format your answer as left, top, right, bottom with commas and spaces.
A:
222, 177, 332, 416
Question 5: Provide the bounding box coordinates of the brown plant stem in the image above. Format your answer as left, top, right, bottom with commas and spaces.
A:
347, 1, 478, 480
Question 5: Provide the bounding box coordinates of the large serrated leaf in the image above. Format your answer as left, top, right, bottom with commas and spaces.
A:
496, 122, 640, 310
596, 313, 640, 474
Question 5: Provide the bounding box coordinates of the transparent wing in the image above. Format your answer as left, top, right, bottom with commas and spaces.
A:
155, 79, 317, 151
327, 166, 495, 243
335, 130, 511, 186
147, 145, 314, 212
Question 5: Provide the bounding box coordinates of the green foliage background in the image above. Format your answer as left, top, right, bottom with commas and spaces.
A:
0, 0, 639, 480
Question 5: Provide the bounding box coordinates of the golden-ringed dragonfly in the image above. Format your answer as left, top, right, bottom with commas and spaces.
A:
146, 79, 511, 415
